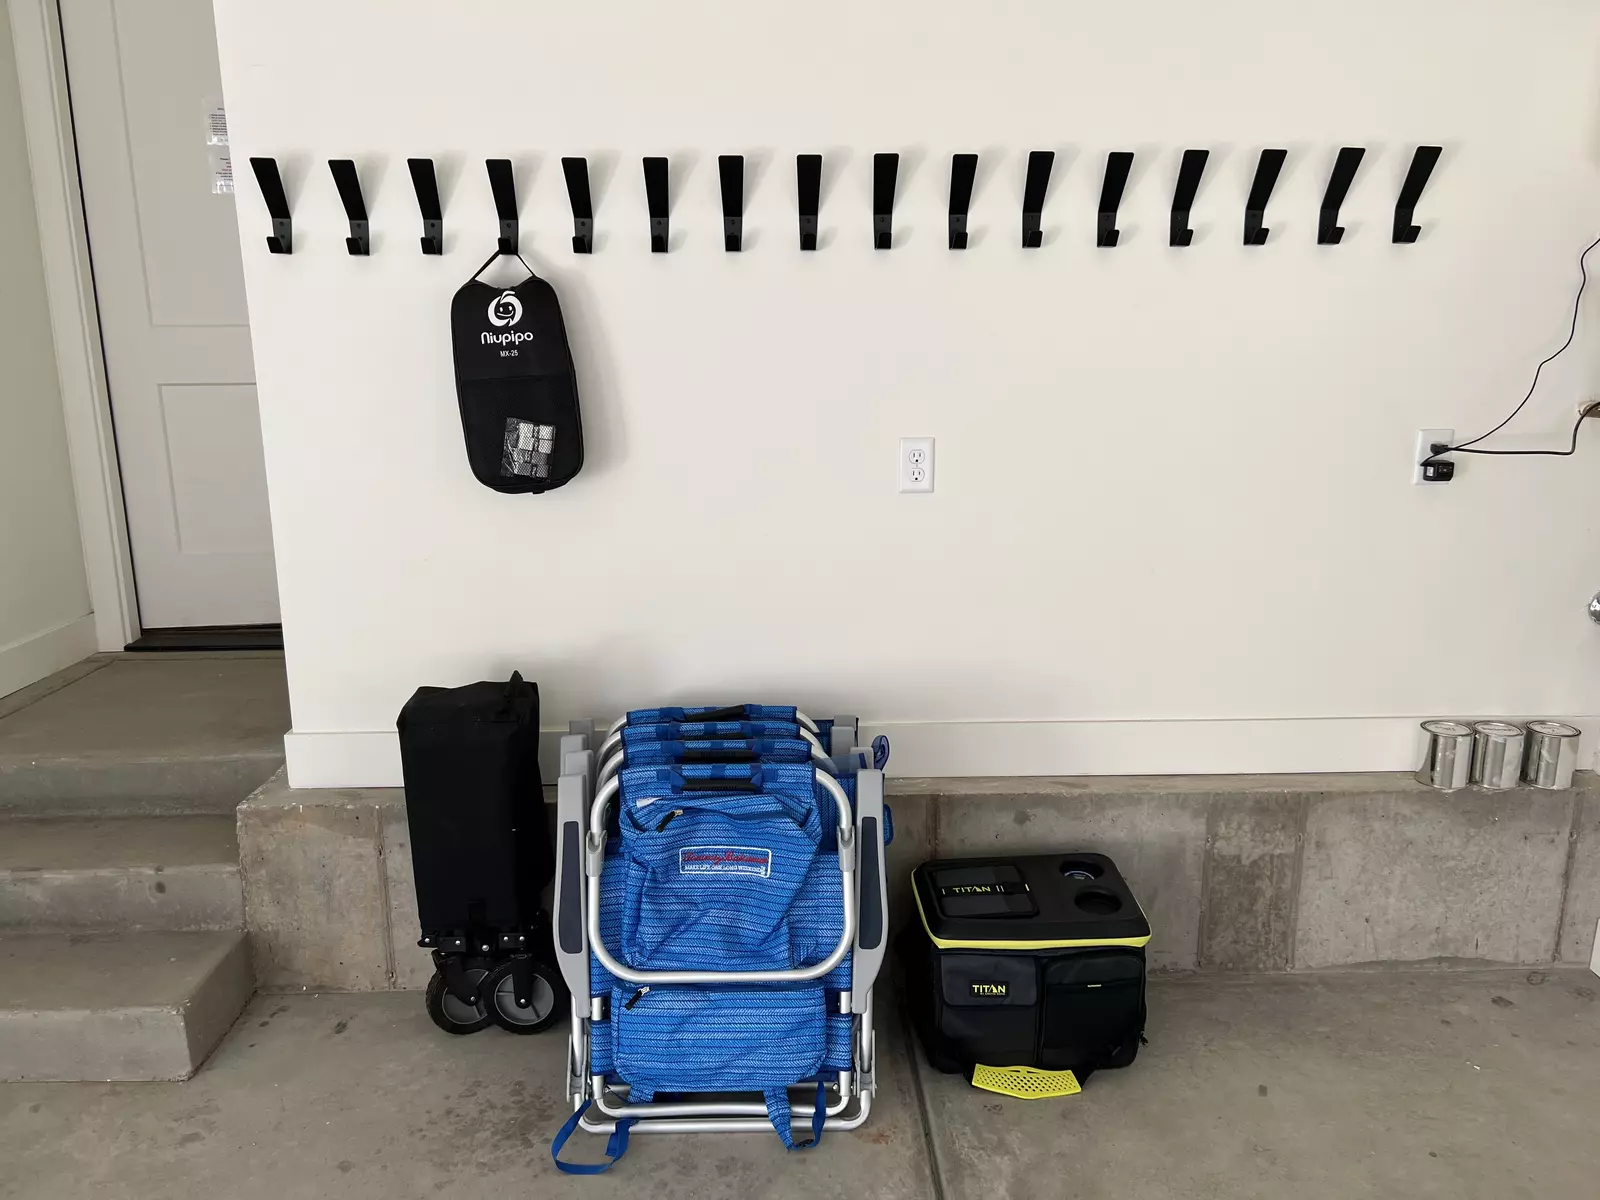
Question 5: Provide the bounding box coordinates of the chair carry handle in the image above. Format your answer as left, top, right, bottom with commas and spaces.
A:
679, 775, 759, 791
691, 705, 747, 722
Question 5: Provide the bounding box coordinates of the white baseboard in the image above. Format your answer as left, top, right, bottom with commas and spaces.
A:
283, 714, 1600, 789
284, 731, 403, 789
862, 715, 1600, 778
0, 613, 97, 703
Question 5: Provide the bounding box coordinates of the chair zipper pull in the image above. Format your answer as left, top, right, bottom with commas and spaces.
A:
624, 987, 650, 1010
654, 809, 682, 833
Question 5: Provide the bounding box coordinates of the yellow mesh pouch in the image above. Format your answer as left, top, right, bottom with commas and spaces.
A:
970, 1065, 1081, 1100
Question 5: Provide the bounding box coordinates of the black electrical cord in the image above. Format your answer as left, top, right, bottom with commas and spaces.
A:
1424, 232, 1600, 464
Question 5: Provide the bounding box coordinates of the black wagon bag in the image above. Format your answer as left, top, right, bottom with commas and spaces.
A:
396, 672, 553, 941
451, 252, 583, 493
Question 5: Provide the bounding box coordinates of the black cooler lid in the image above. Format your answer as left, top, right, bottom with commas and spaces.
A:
913, 853, 1151, 949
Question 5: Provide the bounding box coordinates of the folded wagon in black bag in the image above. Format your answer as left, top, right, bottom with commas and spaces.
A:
900, 853, 1150, 1098
396, 672, 567, 1035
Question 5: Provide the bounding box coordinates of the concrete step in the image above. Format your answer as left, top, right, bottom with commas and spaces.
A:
0, 929, 254, 1080
0, 815, 242, 932
0, 655, 288, 816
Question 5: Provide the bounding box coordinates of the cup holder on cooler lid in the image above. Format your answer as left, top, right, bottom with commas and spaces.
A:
1073, 888, 1122, 916
1059, 859, 1105, 882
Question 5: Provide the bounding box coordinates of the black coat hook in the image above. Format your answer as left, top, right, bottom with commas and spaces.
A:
329, 161, 369, 255
1393, 145, 1442, 244
561, 157, 593, 254
873, 153, 899, 250
406, 159, 442, 255
248, 157, 292, 254
1022, 151, 1055, 249
1169, 149, 1209, 247
797, 154, 821, 251
719, 155, 744, 252
1318, 147, 1365, 245
1097, 152, 1134, 247
1244, 149, 1287, 246
947, 154, 977, 250
486, 159, 517, 253
643, 157, 669, 253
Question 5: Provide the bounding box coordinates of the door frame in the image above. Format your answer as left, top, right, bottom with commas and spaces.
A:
9, 0, 141, 650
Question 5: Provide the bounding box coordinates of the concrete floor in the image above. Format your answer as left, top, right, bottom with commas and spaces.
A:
0, 655, 289, 763
1, 970, 1596, 1199
0, 653, 290, 815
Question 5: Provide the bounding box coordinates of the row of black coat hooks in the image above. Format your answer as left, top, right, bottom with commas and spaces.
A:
248, 146, 1443, 257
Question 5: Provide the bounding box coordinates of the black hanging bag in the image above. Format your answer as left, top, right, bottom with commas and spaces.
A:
451, 252, 583, 493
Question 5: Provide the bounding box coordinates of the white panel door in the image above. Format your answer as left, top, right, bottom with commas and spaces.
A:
59, 0, 278, 627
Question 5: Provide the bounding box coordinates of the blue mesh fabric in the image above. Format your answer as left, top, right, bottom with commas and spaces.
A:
616, 763, 824, 972
590, 1011, 852, 1078
611, 983, 826, 1094
590, 1020, 614, 1074
823, 1011, 854, 1070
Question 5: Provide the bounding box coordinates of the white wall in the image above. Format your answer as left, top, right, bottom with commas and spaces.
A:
0, 0, 92, 700
212, 0, 1600, 785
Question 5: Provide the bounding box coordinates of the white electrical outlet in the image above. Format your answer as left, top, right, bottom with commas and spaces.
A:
899, 437, 935, 493
1412, 428, 1454, 485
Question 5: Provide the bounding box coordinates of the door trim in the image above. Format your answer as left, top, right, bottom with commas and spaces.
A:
8, 0, 140, 650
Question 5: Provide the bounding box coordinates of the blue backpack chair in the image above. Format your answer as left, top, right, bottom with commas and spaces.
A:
550, 708, 890, 1171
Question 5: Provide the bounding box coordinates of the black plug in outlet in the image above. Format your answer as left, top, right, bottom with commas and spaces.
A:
1419, 440, 1455, 483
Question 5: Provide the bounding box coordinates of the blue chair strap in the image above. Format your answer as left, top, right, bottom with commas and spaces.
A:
764, 1081, 827, 1150
551, 1101, 635, 1174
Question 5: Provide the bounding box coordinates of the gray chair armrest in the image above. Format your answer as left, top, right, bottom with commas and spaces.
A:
852, 768, 888, 1010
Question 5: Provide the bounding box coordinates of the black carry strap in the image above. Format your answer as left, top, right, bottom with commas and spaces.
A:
469, 247, 536, 284
494, 671, 525, 722
692, 705, 748, 722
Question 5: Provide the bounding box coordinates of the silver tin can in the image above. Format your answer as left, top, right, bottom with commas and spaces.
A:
1471, 721, 1525, 790
1521, 720, 1581, 790
1415, 720, 1474, 791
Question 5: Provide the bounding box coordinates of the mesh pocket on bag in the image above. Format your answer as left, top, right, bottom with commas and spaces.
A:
612, 984, 826, 1093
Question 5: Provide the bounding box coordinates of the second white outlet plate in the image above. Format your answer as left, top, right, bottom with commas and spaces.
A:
899, 437, 935, 493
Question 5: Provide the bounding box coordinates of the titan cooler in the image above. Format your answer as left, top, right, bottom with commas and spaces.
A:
901, 853, 1150, 1098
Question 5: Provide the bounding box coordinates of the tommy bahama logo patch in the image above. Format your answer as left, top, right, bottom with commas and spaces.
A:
679, 846, 772, 878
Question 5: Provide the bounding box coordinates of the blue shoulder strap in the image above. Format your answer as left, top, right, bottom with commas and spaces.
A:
551, 1101, 635, 1174
764, 1081, 827, 1150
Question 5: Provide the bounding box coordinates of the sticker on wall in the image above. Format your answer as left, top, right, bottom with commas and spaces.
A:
204, 97, 228, 147
210, 151, 234, 195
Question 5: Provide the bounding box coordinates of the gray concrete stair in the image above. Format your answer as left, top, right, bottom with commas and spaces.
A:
0, 654, 280, 1079
0, 815, 242, 932
0, 655, 289, 816
0, 930, 254, 1081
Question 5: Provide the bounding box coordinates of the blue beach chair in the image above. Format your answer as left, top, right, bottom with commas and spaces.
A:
550, 710, 889, 1171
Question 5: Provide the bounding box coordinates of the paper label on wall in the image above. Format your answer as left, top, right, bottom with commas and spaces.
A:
205, 98, 229, 146
210, 152, 234, 195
